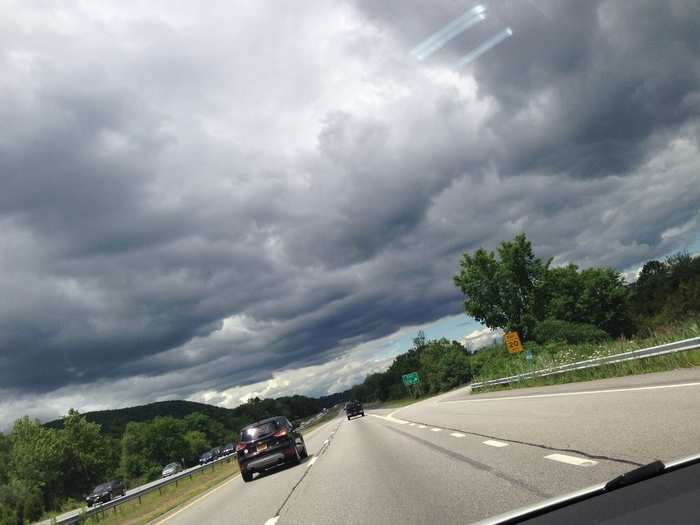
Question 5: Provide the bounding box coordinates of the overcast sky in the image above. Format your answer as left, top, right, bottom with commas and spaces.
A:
1, 0, 699, 429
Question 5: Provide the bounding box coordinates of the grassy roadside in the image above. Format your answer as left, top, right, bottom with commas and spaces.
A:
367, 397, 423, 409
79, 459, 238, 525
473, 320, 700, 393
299, 408, 341, 435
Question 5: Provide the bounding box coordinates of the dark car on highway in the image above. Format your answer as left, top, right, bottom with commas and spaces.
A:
345, 400, 364, 420
199, 450, 214, 465
85, 480, 126, 507
236, 416, 307, 482
221, 442, 236, 456
210, 446, 222, 459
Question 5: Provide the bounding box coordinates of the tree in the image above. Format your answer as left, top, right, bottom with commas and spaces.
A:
454, 233, 550, 340
58, 410, 115, 501
9, 417, 62, 510
577, 267, 632, 337
183, 431, 210, 465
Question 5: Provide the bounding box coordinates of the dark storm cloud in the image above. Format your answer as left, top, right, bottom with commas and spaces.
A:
353, 0, 700, 177
0, 1, 699, 425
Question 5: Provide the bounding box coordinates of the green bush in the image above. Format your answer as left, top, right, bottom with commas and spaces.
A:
533, 319, 609, 345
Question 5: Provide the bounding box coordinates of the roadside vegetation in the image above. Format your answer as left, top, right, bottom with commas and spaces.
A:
81, 459, 237, 525
349, 233, 700, 403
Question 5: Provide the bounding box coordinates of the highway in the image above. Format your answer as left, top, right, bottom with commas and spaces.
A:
149, 368, 700, 525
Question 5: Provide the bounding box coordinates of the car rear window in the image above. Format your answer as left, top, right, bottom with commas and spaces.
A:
240, 421, 278, 441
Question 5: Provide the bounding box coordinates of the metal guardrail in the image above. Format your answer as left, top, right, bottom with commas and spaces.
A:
40, 453, 236, 525
470, 336, 700, 390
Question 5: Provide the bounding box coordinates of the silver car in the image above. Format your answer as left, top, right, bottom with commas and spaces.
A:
161, 462, 183, 477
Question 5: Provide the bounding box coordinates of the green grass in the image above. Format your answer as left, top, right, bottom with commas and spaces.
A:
79, 459, 238, 525
370, 397, 424, 409
473, 320, 700, 392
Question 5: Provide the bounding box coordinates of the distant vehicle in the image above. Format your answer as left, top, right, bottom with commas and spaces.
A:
210, 446, 222, 459
199, 451, 214, 465
85, 480, 126, 507
161, 462, 183, 477
345, 400, 364, 420
221, 442, 236, 456
236, 416, 308, 483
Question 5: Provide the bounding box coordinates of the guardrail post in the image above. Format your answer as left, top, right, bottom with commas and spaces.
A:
159, 487, 162, 496
175, 479, 178, 487
138, 495, 142, 505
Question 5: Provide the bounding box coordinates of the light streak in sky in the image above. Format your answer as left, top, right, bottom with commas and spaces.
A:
410, 5, 486, 61
457, 27, 513, 67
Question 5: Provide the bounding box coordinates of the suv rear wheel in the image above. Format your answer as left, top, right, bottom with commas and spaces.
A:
242, 471, 253, 482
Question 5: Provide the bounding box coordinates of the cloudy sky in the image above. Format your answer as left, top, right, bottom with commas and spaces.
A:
1, 0, 699, 428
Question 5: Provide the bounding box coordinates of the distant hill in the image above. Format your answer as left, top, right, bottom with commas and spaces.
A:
45, 393, 349, 437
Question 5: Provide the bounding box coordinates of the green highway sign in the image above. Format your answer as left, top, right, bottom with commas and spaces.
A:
402, 371, 421, 386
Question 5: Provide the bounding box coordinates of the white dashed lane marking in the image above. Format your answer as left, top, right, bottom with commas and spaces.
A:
483, 440, 509, 448
450, 432, 466, 438
264, 517, 280, 525
430, 428, 442, 432
418, 425, 427, 429
544, 453, 597, 467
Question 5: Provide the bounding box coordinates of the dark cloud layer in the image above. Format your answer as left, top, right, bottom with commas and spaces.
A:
1, 1, 699, 425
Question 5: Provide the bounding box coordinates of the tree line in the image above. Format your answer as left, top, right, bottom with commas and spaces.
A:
348, 233, 700, 404
0, 396, 328, 524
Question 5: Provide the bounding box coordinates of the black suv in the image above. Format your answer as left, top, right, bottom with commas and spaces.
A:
345, 400, 364, 420
85, 480, 126, 507
199, 450, 214, 465
236, 416, 308, 482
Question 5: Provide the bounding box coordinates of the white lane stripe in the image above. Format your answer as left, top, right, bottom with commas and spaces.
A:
152, 474, 238, 524
545, 453, 597, 466
483, 440, 509, 448
450, 432, 466, 438
462, 381, 700, 403
409, 423, 416, 426
418, 425, 427, 429
430, 428, 442, 432
264, 517, 280, 525
309, 456, 317, 466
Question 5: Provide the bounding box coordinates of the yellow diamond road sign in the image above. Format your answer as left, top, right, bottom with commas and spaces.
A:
504, 331, 523, 354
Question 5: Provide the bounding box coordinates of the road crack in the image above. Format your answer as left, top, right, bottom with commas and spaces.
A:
384, 425, 553, 499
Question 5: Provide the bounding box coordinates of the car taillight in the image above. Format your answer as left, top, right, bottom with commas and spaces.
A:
273, 428, 288, 437
236, 443, 246, 452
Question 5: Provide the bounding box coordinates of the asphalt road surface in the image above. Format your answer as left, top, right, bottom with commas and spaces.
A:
150, 368, 700, 525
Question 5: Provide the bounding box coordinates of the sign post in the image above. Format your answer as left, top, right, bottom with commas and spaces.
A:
504, 331, 524, 354
402, 372, 422, 398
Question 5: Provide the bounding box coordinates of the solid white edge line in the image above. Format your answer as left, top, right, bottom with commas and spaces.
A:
152, 474, 239, 524
483, 440, 509, 448
450, 432, 466, 438
462, 381, 700, 403
545, 453, 597, 466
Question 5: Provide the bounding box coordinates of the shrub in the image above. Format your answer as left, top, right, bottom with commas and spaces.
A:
533, 319, 609, 345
